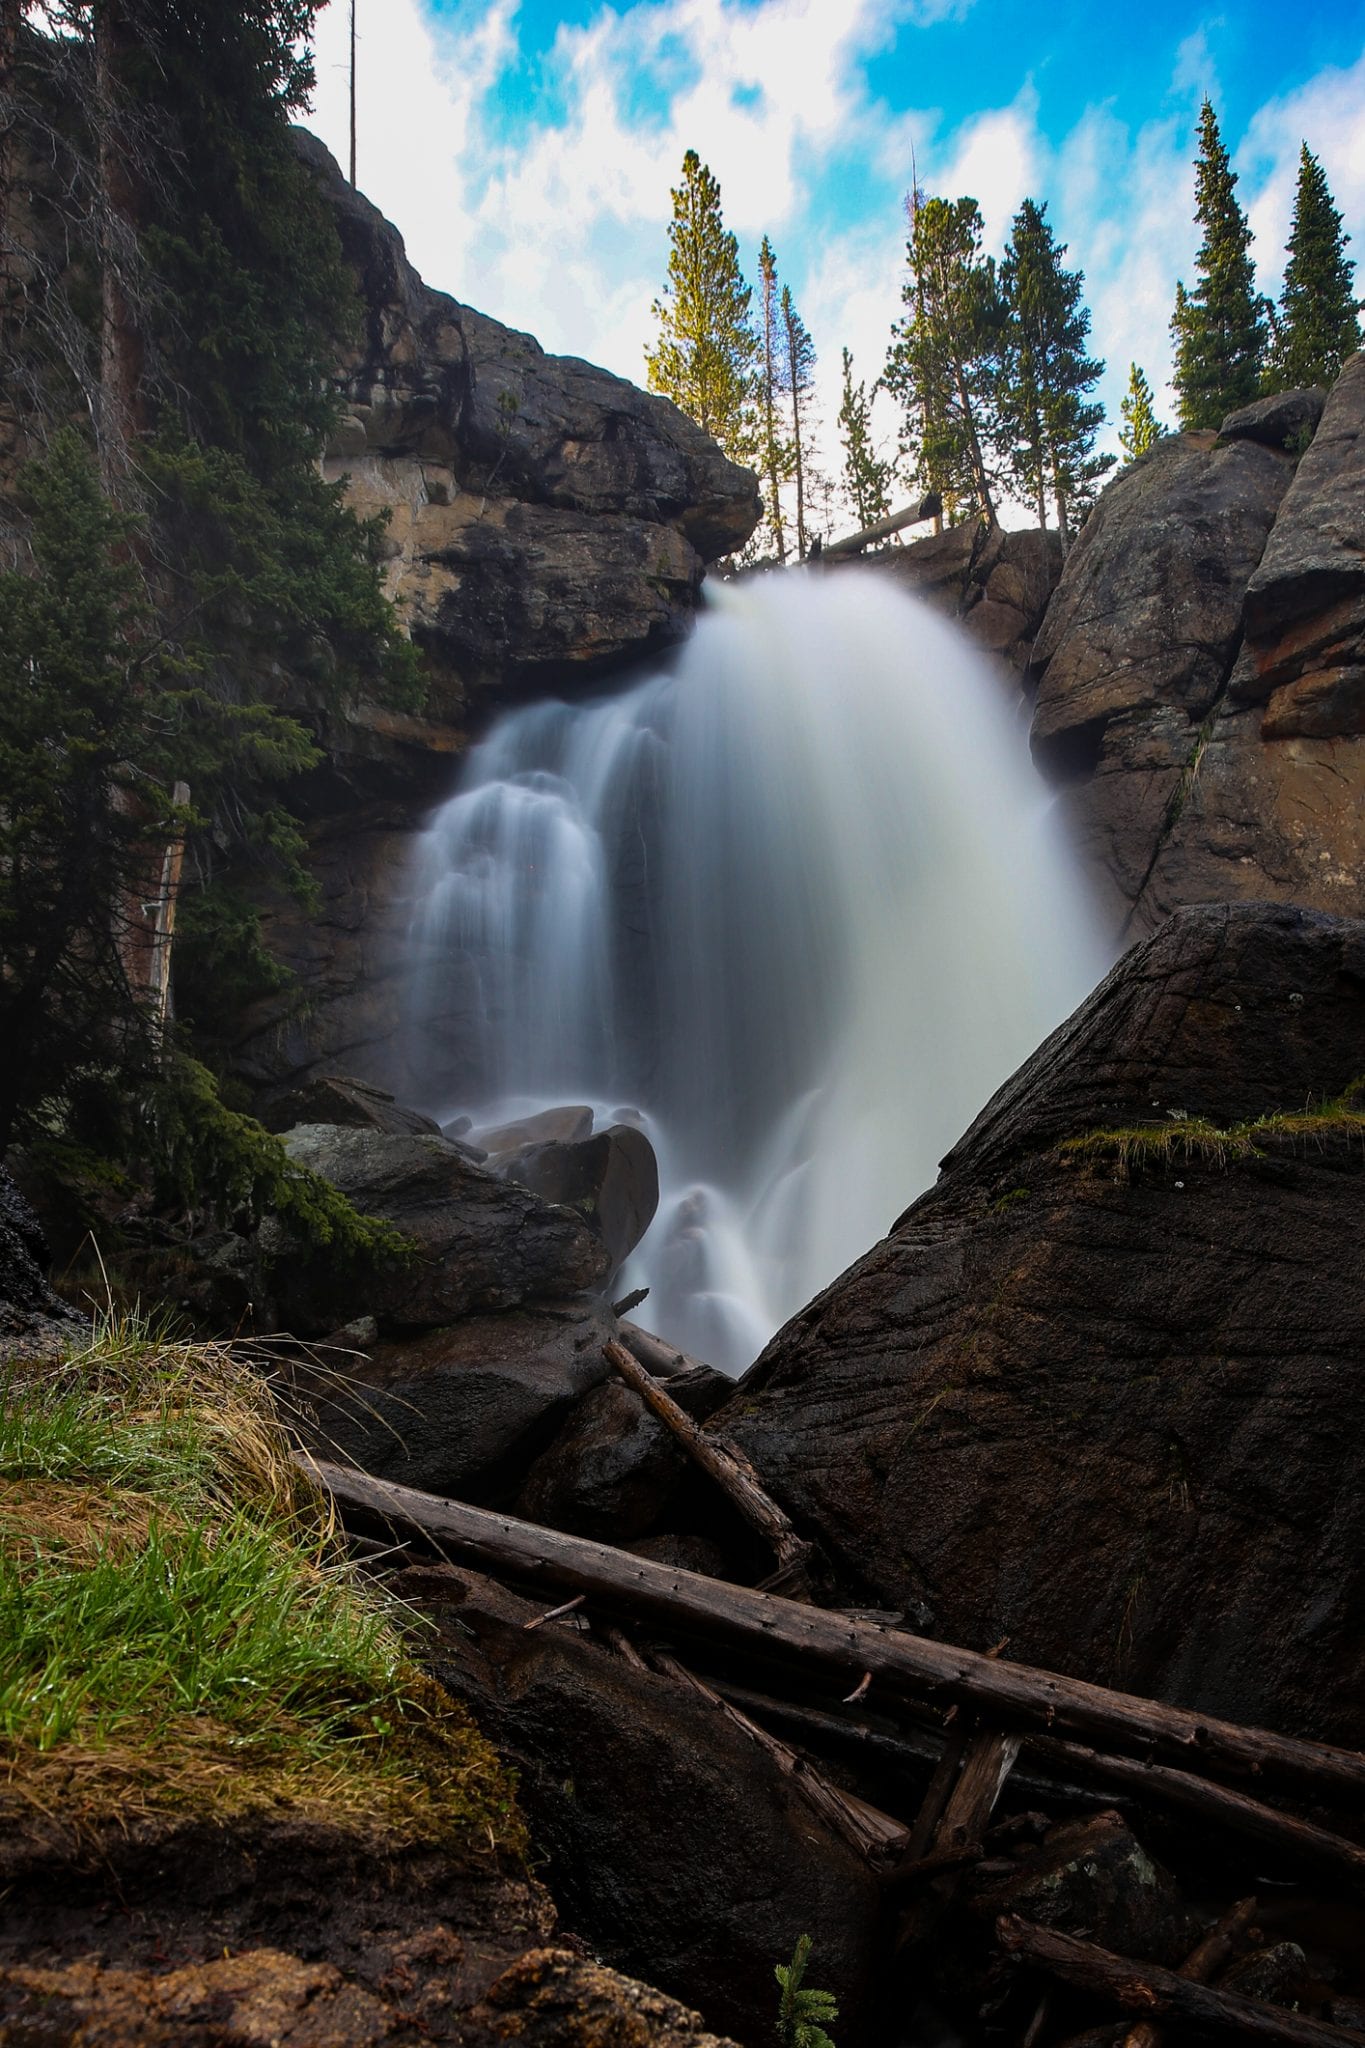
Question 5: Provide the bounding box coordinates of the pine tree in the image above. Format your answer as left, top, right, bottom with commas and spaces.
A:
1266, 143, 1361, 391
780, 280, 817, 557
0, 8, 416, 1194
997, 198, 1111, 542
1119, 363, 1164, 461
885, 191, 1001, 524
1170, 100, 1266, 428
645, 149, 757, 466
757, 235, 791, 559
837, 347, 894, 531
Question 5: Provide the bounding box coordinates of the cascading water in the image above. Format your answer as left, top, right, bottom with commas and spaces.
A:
404, 570, 1108, 1373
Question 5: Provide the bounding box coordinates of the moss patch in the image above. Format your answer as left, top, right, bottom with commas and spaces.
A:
0, 1317, 524, 1857
1060, 1082, 1365, 1173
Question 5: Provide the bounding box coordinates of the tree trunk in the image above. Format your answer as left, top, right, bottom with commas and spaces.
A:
996, 1917, 1363, 2048
301, 1457, 1365, 1805
95, 1, 147, 481
783, 291, 807, 558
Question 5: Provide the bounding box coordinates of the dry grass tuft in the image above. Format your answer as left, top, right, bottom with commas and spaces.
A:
0, 1311, 525, 1859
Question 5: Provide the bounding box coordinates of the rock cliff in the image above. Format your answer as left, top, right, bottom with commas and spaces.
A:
718, 902, 1365, 1747
1028, 360, 1365, 934
295, 132, 758, 796
229, 136, 758, 1092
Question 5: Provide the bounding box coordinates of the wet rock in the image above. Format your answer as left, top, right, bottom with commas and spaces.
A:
719, 902, 1365, 1746
261, 1073, 443, 1137
467, 1948, 742, 2047
497, 1124, 661, 1269
969, 1813, 1189, 1965
1220, 1941, 1308, 2007
474, 1105, 595, 1155
298, 1297, 618, 1503
515, 1379, 688, 1542
414, 1568, 882, 2046
270, 1126, 611, 1334
0, 1163, 79, 1360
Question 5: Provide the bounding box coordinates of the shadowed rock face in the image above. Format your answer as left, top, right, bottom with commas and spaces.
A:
0, 1165, 78, 1359
292, 130, 759, 794
1028, 358, 1365, 938
718, 902, 1365, 1747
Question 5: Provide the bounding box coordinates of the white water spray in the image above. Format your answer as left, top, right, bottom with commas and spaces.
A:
405, 571, 1107, 1372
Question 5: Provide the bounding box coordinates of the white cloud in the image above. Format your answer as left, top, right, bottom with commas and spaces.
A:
305, 2, 1365, 534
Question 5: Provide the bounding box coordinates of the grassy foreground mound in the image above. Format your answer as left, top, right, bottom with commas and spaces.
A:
0, 1316, 524, 1855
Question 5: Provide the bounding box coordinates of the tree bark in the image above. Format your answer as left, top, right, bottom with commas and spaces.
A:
1119, 1897, 1258, 2048
95, 0, 147, 480
603, 1340, 811, 1578
1030, 1733, 1365, 1888
996, 1916, 1363, 2048
301, 1456, 1365, 1805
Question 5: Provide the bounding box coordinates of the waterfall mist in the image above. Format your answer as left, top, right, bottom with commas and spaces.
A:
405, 570, 1107, 1372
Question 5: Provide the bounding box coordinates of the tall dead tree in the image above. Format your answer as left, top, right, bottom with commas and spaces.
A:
94, 0, 148, 481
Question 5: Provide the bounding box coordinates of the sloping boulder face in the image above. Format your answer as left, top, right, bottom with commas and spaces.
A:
415, 1566, 883, 2046
269, 1126, 611, 1334
1029, 360, 1365, 937
1028, 429, 1295, 927
293, 130, 759, 781
718, 903, 1365, 1747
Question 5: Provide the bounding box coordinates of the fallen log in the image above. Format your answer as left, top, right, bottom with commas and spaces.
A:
708, 1681, 1365, 1890
996, 1916, 1365, 2048
647, 1647, 909, 1866
602, 1340, 812, 1579
301, 1456, 1365, 1804
616, 1320, 710, 1380
824, 493, 942, 557
1030, 1735, 1365, 1889
1120, 1896, 1258, 2048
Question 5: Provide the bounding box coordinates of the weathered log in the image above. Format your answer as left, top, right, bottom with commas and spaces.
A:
616, 1319, 708, 1380
648, 1647, 909, 1866
996, 1917, 1365, 2048
1031, 1735, 1365, 1889
602, 1340, 812, 1576
937, 1731, 1021, 1848
301, 1456, 1365, 1803
824, 493, 942, 557
1120, 1897, 1258, 2048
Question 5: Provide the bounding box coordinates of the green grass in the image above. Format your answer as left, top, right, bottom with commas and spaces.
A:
0, 1314, 524, 1852
1060, 1083, 1365, 1173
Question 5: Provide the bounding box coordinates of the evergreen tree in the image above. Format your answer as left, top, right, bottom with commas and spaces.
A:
645, 149, 757, 466
1266, 143, 1361, 391
0, 7, 416, 1200
885, 191, 1001, 524
779, 280, 817, 557
757, 235, 791, 559
837, 347, 894, 530
997, 198, 1111, 542
1119, 363, 1164, 461
1170, 100, 1266, 428
998, 201, 1113, 544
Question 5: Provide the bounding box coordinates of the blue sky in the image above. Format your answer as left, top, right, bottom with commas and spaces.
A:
308, 0, 1365, 525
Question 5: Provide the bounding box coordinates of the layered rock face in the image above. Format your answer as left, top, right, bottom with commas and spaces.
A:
719, 903, 1365, 1747
1030, 361, 1365, 934
297, 131, 758, 785
230, 137, 758, 1093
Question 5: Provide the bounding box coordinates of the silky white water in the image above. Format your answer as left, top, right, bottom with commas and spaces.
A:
405, 570, 1107, 1373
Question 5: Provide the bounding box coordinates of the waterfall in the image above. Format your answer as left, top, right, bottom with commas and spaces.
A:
405, 569, 1107, 1373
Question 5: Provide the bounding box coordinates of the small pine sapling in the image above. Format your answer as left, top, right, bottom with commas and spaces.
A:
775, 1935, 838, 2048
